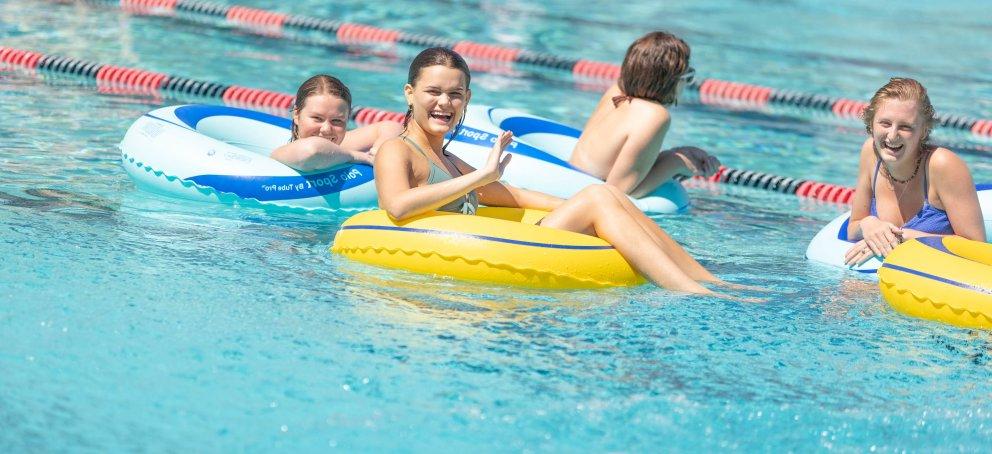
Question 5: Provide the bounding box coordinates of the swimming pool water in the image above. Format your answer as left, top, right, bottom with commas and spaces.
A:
2, 0, 992, 450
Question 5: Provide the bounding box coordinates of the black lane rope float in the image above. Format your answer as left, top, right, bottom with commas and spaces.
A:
47, 0, 992, 139
2, 45, 857, 205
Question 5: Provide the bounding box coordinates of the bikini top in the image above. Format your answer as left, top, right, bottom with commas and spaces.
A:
869, 154, 953, 235
402, 137, 479, 215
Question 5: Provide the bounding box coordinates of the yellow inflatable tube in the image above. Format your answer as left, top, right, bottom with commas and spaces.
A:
879, 236, 992, 329
331, 207, 644, 289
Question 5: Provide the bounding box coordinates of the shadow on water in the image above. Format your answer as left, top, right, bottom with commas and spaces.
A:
0, 188, 119, 221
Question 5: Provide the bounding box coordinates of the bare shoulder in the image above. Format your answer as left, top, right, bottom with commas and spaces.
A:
628, 98, 671, 125
928, 146, 970, 179
375, 137, 413, 162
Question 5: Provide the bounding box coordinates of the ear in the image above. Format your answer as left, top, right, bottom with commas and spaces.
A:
403, 83, 414, 106
465, 88, 472, 105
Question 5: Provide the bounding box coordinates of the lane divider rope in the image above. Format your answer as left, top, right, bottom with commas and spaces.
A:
50, 0, 992, 138
1, 45, 857, 205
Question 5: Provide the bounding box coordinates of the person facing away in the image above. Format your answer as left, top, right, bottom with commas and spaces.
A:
569, 31, 720, 198
271, 74, 403, 172
373, 47, 761, 297
844, 77, 985, 267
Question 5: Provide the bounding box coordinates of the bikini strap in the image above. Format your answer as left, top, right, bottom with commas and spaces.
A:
401, 136, 431, 159
612, 95, 632, 107
871, 159, 882, 196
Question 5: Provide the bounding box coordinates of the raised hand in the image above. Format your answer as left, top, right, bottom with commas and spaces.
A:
478, 130, 514, 185
671, 146, 720, 177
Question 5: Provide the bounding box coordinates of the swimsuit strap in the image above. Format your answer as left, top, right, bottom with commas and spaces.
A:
612, 94, 632, 107
402, 136, 431, 159
871, 159, 882, 196
922, 150, 931, 204
403, 136, 459, 176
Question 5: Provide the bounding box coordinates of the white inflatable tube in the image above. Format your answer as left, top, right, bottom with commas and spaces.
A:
120, 104, 377, 211
120, 104, 689, 213
448, 105, 689, 214
805, 185, 992, 274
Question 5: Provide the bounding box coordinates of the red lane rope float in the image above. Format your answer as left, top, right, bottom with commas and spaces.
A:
221, 85, 294, 110
831, 98, 868, 119
453, 41, 520, 62
0, 47, 43, 69
226, 6, 287, 33
95, 65, 168, 95
336, 23, 400, 45
973, 120, 992, 137
698, 79, 772, 107
120, 0, 177, 14
352, 106, 406, 125
55, 0, 992, 138
572, 60, 621, 80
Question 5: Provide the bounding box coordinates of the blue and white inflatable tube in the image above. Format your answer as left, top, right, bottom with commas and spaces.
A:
805, 185, 992, 273
120, 104, 688, 213
448, 105, 689, 214
120, 104, 377, 212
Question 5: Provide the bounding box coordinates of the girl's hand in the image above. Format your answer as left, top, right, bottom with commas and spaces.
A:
844, 239, 879, 266
671, 146, 721, 177
478, 130, 514, 185
858, 216, 903, 257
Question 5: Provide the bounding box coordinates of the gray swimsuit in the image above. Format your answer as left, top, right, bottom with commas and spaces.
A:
403, 137, 479, 215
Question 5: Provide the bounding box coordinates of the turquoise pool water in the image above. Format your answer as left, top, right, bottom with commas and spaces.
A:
3, 0, 992, 450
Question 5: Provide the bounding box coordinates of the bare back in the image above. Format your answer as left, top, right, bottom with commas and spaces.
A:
569, 83, 671, 187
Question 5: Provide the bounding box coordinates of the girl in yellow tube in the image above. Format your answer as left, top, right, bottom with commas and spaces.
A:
374, 47, 756, 296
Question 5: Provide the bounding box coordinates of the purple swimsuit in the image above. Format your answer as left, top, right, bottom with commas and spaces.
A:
869, 156, 953, 235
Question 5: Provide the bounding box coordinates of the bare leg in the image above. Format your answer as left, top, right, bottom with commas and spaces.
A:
603, 184, 767, 292
599, 184, 720, 282
539, 185, 712, 294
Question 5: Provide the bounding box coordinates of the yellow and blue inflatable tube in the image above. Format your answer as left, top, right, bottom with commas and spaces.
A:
879, 236, 992, 329
331, 207, 644, 289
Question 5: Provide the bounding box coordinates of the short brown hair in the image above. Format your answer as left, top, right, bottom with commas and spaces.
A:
618, 31, 691, 106
291, 74, 352, 140
862, 77, 935, 147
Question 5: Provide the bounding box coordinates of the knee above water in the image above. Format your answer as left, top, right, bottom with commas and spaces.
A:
578, 184, 619, 205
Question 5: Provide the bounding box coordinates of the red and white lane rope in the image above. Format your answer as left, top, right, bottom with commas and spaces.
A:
48, 0, 992, 138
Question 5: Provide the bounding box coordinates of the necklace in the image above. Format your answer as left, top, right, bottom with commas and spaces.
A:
882, 151, 924, 185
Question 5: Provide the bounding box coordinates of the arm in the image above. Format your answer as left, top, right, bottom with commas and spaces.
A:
478, 182, 564, 211
448, 155, 564, 211
340, 120, 405, 158
925, 148, 986, 241
844, 139, 903, 265
375, 132, 513, 220
603, 109, 670, 194
846, 138, 881, 241
271, 136, 371, 172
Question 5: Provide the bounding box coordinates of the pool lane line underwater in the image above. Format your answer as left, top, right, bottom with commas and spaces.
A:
1, 45, 855, 205
46, 0, 992, 139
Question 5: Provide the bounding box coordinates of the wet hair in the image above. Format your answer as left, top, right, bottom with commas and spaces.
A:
291, 74, 352, 140
617, 31, 691, 106
862, 77, 935, 148
404, 47, 471, 152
